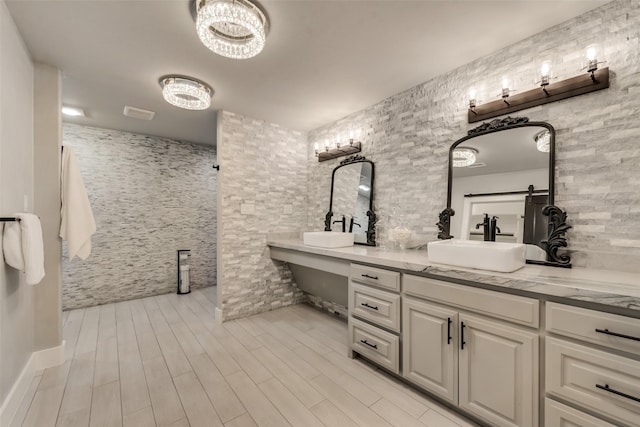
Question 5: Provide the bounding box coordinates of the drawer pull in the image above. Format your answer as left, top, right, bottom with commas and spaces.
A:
361, 302, 379, 311
595, 328, 640, 342
360, 339, 378, 350
596, 383, 640, 403
447, 317, 452, 345
361, 274, 379, 280
460, 321, 466, 350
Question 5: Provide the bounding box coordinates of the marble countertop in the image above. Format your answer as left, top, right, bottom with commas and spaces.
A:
268, 237, 640, 315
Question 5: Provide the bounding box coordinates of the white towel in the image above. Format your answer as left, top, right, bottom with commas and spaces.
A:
2, 214, 45, 285
3, 220, 24, 270
60, 146, 96, 260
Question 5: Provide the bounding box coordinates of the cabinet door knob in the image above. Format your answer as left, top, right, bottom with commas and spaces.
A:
361, 274, 379, 280
447, 317, 452, 345
460, 321, 466, 350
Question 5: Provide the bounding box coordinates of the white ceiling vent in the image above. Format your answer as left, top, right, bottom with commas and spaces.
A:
123, 105, 155, 121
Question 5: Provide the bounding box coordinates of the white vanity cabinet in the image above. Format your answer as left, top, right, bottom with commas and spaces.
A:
545, 302, 640, 426
402, 275, 539, 427
348, 263, 401, 374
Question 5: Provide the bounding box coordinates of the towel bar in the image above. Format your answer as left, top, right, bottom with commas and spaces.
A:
0, 217, 20, 222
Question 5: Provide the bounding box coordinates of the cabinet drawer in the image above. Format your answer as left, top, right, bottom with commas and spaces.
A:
546, 337, 640, 426
546, 302, 640, 356
349, 317, 399, 374
404, 275, 539, 328
545, 398, 617, 427
349, 282, 400, 332
350, 264, 400, 291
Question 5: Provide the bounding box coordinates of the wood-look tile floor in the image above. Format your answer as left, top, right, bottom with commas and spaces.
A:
12, 287, 478, 427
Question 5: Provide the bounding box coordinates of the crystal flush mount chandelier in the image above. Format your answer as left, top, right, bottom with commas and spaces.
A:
160, 76, 213, 110
195, 0, 269, 60
535, 130, 551, 153
452, 147, 478, 168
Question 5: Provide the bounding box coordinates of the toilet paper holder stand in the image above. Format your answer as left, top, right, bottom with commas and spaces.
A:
177, 249, 191, 295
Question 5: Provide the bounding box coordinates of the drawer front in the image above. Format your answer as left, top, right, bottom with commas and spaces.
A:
349, 282, 400, 332
546, 337, 640, 426
545, 398, 617, 427
349, 317, 399, 374
404, 275, 539, 328
350, 263, 400, 291
546, 302, 640, 356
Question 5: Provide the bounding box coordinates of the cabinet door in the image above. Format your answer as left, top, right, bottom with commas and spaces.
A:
402, 297, 458, 404
458, 314, 538, 427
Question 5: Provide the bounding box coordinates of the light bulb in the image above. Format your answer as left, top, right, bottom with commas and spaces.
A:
501, 78, 510, 99
539, 61, 552, 87
540, 63, 550, 77
324, 139, 330, 151
314, 142, 319, 152
585, 44, 601, 73
468, 87, 477, 108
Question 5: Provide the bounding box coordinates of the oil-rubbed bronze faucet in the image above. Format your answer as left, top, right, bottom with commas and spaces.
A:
349, 217, 361, 233
333, 215, 346, 232
476, 213, 500, 241
476, 213, 490, 241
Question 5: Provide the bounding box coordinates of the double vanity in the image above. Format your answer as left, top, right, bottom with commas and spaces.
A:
268, 236, 640, 427
289, 116, 640, 426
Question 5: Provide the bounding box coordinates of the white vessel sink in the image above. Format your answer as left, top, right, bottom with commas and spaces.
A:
428, 239, 526, 273
303, 231, 354, 248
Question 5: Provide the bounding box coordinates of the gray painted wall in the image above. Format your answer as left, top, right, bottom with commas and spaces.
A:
33, 63, 63, 351
308, 0, 640, 273
0, 0, 35, 405
217, 111, 307, 321
62, 124, 217, 310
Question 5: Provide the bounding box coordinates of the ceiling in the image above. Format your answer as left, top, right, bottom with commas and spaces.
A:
6, 0, 609, 146
453, 126, 550, 178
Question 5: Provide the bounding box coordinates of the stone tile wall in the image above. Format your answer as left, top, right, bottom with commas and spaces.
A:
308, 0, 640, 272
62, 124, 217, 309
217, 111, 307, 320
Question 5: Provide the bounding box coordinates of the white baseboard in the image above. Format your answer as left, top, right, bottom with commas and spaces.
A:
215, 307, 223, 324
35, 340, 65, 370
0, 340, 65, 426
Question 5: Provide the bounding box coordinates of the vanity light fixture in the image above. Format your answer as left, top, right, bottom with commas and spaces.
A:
314, 132, 363, 162
195, 0, 269, 60
452, 147, 478, 168
468, 55, 609, 123
160, 76, 213, 110
535, 130, 550, 153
